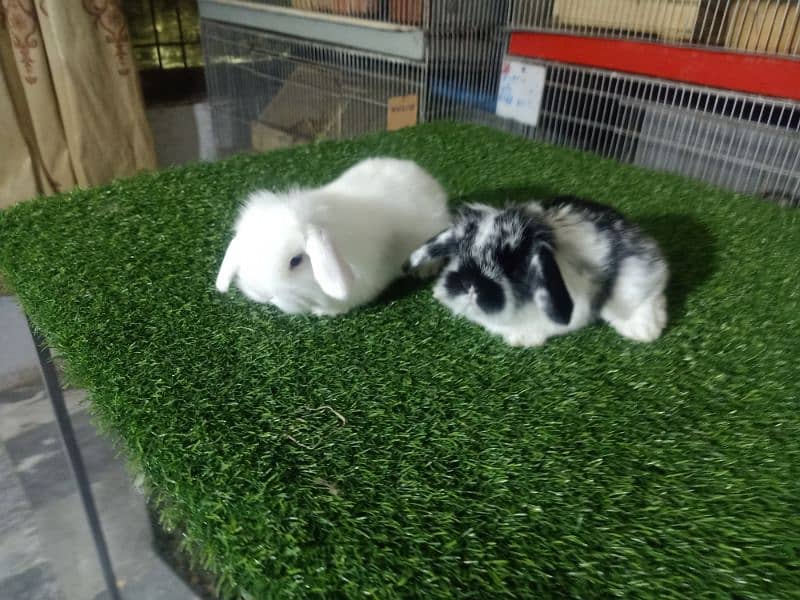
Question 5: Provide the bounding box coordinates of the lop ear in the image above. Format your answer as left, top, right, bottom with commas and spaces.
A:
533, 245, 574, 325
305, 226, 354, 301
216, 236, 242, 293
404, 227, 458, 272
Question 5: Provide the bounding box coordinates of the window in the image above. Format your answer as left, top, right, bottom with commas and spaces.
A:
123, 0, 203, 71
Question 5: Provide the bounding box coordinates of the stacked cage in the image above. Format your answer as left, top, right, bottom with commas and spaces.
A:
200, 0, 800, 204
503, 0, 800, 204
200, 0, 508, 157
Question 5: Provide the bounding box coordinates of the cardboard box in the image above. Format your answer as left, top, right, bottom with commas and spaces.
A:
250, 65, 340, 152
291, 0, 335, 11
724, 1, 800, 55
250, 64, 396, 152
390, 0, 423, 24
391, 0, 505, 27
332, 0, 379, 16
251, 122, 302, 152
553, 0, 702, 42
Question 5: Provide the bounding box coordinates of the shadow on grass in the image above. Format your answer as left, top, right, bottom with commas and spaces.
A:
637, 214, 717, 328
376, 276, 433, 307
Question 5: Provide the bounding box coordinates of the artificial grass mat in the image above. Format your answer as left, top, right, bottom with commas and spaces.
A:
1, 123, 798, 598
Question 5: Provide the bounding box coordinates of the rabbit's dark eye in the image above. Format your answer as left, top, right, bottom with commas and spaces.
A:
289, 254, 304, 270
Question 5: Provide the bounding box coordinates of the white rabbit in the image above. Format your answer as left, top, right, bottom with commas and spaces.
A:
215, 157, 450, 316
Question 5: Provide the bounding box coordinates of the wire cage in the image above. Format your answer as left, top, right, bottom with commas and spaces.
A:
511, 0, 800, 57
492, 59, 800, 204
201, 0, 509, 155
202, 20, 426, 156
200, 0, 800, 205
502, 0, 800, 205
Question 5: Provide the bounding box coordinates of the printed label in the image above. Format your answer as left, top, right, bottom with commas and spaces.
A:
496, 59, 547, 127
387, 94, 419, 131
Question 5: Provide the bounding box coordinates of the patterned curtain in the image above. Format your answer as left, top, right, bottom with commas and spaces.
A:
0, 0, 156, 208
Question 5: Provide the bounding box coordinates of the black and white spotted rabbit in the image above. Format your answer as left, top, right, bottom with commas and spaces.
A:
406, 196, 669, 347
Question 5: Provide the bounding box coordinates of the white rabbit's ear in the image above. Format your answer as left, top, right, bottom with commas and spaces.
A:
305, 227, 353, 301
216, 236, 242, 293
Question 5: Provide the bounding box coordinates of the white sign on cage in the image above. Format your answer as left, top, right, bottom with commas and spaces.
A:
496, 59, 547, 127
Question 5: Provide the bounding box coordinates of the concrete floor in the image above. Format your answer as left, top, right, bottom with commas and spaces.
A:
0, 103, 212, 599
0, 299, 199, 600
147, 102, 216, 167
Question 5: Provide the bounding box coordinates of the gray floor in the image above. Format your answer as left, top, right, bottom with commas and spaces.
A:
147, 102, 216, 167
0, 299, 199, 600
0, 103, 211, 599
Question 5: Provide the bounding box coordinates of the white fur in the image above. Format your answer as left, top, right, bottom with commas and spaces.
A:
600, 256, 668, 342
216, 158, 450, 315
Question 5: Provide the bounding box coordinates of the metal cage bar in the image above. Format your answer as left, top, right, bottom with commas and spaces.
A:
494, 57, 800, 204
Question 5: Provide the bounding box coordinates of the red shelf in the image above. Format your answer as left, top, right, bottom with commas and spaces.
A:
508, 32, 800, 102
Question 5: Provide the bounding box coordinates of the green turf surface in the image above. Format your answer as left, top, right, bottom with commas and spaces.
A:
1, 123, 798, 598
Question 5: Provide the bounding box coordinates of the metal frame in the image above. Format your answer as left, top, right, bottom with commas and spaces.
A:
28, 322, 121, 600
510, 0, 800, 58
198, 0, 426, 60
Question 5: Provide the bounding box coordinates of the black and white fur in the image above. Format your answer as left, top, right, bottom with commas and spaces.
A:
406, 196, 669, 347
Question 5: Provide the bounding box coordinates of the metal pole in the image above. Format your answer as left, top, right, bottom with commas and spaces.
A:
28, 322, 122, 600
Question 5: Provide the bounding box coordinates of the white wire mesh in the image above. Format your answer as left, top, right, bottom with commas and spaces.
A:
490, 59, 800, 205
511, 0, 800, 57
202, 20, 426, 157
